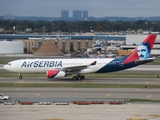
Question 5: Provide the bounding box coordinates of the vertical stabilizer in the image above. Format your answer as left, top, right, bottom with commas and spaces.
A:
123, 34, 157, 64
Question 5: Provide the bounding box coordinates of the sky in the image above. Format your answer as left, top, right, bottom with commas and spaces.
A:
0, 0, 160, 18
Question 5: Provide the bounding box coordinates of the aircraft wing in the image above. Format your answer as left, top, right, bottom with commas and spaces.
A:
135, 58, 155, 65
61, 65, 88, 71
61, 61, 97, 72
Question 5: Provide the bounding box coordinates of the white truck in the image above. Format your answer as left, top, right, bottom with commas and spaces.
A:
0, 93, 10, 100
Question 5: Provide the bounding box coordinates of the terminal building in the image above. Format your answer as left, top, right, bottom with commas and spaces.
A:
23, 35, 126, 54
21, 38, 93, 54
0, 34, 125, 55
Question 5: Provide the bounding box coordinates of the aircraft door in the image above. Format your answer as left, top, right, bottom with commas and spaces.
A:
119, 60, 123, 66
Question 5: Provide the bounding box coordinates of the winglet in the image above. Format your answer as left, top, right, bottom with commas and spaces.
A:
123, 34, 157, 64
90, 61, 97, 65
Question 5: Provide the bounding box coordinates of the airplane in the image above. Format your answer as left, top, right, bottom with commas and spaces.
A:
3, 34, 157, 80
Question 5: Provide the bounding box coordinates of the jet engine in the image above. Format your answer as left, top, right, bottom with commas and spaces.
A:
46, 70, 66, 78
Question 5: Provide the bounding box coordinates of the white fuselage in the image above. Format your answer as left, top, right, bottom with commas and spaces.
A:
3, 58, 114, 74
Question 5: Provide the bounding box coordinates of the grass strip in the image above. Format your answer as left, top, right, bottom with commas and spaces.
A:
0, 83, 160, 88
145, 61, 160, 65
130, 99, 160, 102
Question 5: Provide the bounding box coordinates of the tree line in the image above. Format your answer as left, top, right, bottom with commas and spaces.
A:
0, 20, 160, 33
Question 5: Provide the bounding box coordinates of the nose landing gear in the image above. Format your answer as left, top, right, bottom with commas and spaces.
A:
19, 73, 23, 79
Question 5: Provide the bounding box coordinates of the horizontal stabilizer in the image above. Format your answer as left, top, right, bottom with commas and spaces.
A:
135, 58, 155, 65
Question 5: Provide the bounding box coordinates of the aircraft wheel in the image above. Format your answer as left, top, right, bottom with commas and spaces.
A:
81, 75, 85, 80
78, 76, 81, 80
72, 76, 77, 80
19, 76, 23, 79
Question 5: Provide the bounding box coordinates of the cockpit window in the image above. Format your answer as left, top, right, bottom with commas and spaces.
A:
7, 63, 11, 66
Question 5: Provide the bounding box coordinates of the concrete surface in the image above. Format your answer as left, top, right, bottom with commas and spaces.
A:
0, 103, 160, 120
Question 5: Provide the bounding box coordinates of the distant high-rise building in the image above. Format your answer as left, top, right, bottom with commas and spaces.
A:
82, 10, 88, 19
4, 13, 15, 20
61, 10, 69, 20
73, 10, 81, 20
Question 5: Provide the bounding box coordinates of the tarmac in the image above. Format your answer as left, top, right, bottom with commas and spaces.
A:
0, 103, 160, 120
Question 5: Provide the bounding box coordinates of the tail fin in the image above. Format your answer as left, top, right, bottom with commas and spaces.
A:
123, 34, 157, 64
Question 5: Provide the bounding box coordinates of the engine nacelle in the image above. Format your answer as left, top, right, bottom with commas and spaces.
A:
47, 70, 66, 78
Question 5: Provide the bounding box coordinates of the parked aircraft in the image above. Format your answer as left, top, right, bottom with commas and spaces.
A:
3, 34, 157, 80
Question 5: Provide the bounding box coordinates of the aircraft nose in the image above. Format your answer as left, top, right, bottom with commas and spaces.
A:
3, 64, 9, 70
3, 65, 7, 69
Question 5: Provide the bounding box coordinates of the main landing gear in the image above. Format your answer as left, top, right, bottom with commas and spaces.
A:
72, 74, 85, 80
19, 73, 23, 79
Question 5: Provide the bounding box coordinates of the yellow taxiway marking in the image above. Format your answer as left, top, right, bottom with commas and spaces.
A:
106, 94, 111, 97
82, 80, 86, 83
149, 114, 160, 117
147, 95, 152, 98
15, 88, 19, 90
127, 118, 146, 120
17, 80, 23, 83
135, 89, 139, 92
35, 93, 41, 97
146, 81, 149, 84
133, 114, 141, 116
75, 88, 79, 90
41, 118, 63, 120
